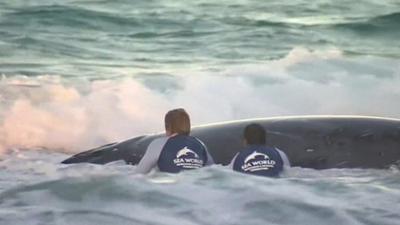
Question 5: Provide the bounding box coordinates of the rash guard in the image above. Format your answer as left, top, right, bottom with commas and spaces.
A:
229, 145, 290, 177
136, 135, 214, 174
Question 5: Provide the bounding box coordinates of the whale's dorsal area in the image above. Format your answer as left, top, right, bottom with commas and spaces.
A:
62, 116, 400, 169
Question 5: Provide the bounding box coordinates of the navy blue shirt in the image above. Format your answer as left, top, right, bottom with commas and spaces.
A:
157, 135, 210, 173
232, 145, 286, 177
136, 134, 214, 174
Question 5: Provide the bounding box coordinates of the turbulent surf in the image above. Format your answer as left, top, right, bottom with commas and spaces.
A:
1, 0, 400, 224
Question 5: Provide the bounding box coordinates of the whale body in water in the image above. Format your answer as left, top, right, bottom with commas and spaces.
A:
62, 116, 400, 169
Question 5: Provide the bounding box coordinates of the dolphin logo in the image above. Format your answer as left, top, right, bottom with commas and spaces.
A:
176, 147, 199, 158
244, 151, 269, 164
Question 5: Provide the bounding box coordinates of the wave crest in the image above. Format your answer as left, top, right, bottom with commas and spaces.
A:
0, 48, 399, 154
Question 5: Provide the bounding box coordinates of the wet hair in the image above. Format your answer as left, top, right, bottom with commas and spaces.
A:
164, 108, 191, 135
243, 123, 266, 145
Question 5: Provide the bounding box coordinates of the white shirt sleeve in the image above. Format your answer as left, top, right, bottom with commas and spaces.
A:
275, 148, 291, 168
196, 138, 214, 165
228, 153, 239, 169
135, 137, 169, 174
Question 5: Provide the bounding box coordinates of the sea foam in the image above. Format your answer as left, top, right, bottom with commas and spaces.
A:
0, 48, 399, 154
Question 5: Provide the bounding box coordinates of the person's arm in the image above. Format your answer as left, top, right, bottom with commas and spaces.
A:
135, 137, 168, 174
205, 148, 214, 165
275, 148, 291, 168
228, 153, 239, 169
196, 138, 215, 166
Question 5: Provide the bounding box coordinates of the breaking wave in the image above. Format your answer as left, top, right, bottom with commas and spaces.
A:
0, 48, 399, 154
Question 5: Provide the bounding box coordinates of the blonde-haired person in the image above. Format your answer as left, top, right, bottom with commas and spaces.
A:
136, 108, 214, 174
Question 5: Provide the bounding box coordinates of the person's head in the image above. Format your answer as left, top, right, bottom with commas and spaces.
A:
164, 108, 191, 136
243, 123, 266, 145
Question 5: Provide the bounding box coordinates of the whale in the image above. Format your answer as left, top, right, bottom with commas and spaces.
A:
61, 116, 400, 169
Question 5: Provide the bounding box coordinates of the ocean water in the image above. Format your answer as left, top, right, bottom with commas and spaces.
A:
1, 151, 400, 225
1, 0, 400, 224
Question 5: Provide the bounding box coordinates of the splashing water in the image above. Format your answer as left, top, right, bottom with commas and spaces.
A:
1, 1, 400, 224
1, 48, 400, 154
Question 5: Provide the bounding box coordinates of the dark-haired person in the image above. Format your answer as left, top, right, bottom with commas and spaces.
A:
229, 123, 290, 177
136, 108, 214, 174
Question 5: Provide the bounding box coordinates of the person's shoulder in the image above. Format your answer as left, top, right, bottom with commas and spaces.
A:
148, 136, 169, 147
273, 147, 286, 155
273, 147, 291, 167
190, 136, 208, 147
234, 146, 255, 160
185, 135, 202, 143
